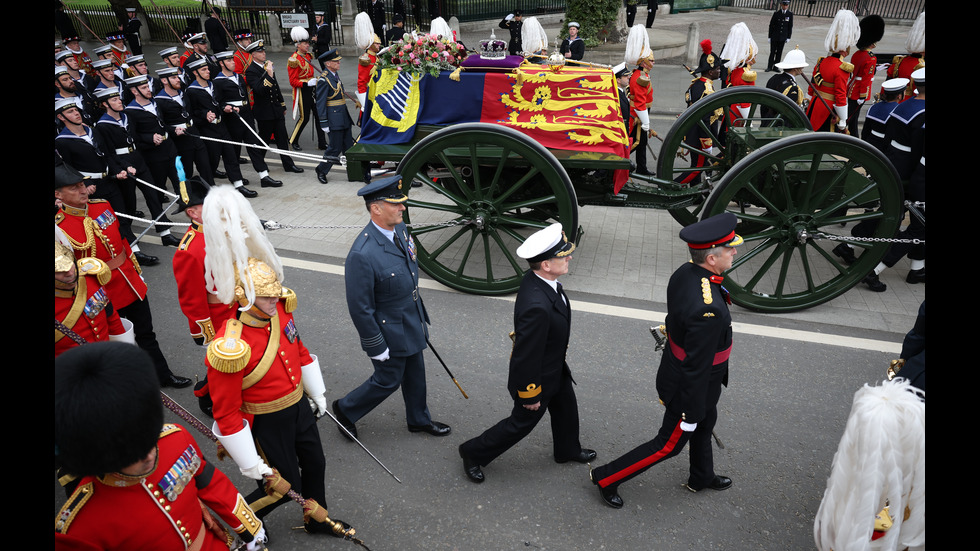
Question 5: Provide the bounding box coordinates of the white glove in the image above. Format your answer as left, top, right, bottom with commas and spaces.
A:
680, 421, 698, 432
307, 78, 317, 86
356, 91, 367, 109
634, 108, 650, 132
108, 317, 136, 345
505, 14, 514, 21
246, 526, 267, 551
370, 347, 390, 362
321, 126, 330, 134
302, 355, 328, 416
834, 104, 848, 128
213, 420, 272, 480
309, 395, 328, 416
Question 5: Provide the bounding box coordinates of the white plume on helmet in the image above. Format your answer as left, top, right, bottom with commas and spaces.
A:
813, 379, 925, 551
624, 24, 652, 66
521, 16, 548, 55
290, 25, 309, 43
429, 17, 453, 40
906, 11, 925, 53
203, 185, 284, 311
824, 9, 860, 53
720, 22, 758, 70
354, 12, 375, 51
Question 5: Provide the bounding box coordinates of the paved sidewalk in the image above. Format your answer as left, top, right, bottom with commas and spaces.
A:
95, 7, 923, 334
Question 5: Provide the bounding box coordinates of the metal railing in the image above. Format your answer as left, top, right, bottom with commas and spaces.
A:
718, 0, 924, 20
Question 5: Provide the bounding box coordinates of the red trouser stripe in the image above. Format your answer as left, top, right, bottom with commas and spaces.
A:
598, 419, 685, 488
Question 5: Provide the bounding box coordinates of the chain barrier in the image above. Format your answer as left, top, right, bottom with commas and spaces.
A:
261, 219, 473, 231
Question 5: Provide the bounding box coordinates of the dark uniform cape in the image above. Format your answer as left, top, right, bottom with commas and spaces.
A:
55, 424, 262, 549
761, 71, 803, 125
315, 68, 353, 175
860, 100, 899, 153
205, 17, 228, 53
677, 77, 722, 184
245, 60, 298, 170
154, 88, 214, 184
880, 97, 925, 268
459, 271, 584, 466
185, 79, 243, 183
206, 299, 328, 517
172, 224, 236, 343
54, 265, 125, 357
336, 222, 433, 426
767, 7, 793, 70
498, 16, 523, 56
123, 16, 143, 55
592, 262, 732, 490
559, 36, 585, 61
214, 71, 269, 173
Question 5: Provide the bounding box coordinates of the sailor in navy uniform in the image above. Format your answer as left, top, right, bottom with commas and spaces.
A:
331, 175, 452, 440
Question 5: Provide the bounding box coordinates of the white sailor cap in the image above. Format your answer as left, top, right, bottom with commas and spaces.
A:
568, 21, 580, 29
881, 77, 909, 93
910, 67, 925, 85
516, 223, 576, 262
159, 46, 178, 57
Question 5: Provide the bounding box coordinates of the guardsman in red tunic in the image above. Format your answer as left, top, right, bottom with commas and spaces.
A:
55, 342, 267, 550
105, 32, 131, 70
172, 177, 236, 346
354, 12, 379, 120
846, 15, 885, 136
54, 239, 131, 357
806, 9, 860, 132
720, 22, 758, 126
54, 158, 192, 389
882, 11, 924, 103
233, 28, 255, 75
287, 26, 326, 151
624, 24, 656, 175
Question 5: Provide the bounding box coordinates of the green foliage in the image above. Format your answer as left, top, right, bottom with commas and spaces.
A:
562, 0, 621, 48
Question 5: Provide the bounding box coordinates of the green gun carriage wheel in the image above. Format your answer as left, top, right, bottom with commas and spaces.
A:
397, 123, 578, 295
657, 87, 812, 226
701, 133, 904, 313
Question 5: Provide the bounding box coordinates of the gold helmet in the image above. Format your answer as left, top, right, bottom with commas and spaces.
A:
234, 257, 282, 307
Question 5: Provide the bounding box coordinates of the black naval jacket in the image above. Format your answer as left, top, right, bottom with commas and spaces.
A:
54, 126, 108, 177
657, 262, 732, 424
124, 100, 176, 163
244, 61, 287, 121
93, 113, 138, 176
507, 271, 574, 406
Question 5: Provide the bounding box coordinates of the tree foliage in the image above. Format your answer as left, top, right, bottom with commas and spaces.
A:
561, 0, 622, 48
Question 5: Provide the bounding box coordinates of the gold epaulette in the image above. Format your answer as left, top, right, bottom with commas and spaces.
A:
178, 229, 196, 250
840, 61, 854, 73
359, 53, 371, 66
207, 319, 251, 373
287, 54, 301, 69
741, 69, 757, 83
76, 257, 111, 286
700, 277, 713, 305
281, 286, 298, 313
88, 199, 108, 204
636, 73, 650, 87
159, 423, 181, 437
55, 211, 65, 224
55, 481, 95, 534
913, 59, 925, 71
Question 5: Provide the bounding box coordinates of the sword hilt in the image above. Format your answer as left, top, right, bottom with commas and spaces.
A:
649, 325, 666, 352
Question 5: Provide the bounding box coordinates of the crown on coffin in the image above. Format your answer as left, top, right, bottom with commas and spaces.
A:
480, 29, 507, 60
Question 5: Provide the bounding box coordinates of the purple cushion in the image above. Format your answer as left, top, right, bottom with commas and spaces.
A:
460, 54, 525, 69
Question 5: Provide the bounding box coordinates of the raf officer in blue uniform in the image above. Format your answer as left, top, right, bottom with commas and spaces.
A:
314, 49, 354, 184
331, 175, 451, 439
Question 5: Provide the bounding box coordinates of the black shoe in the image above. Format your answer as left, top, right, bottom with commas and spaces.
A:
832, 243, 857, 265
236, 186, 258, 198
411, 180, 422, 188
284, 165, 305, 173
260, 176, 283, 188
318, 143, 327, 150
134, 209, 145, 218
213, 169, 227, 179
685, 475, 732, 492
332, 400, 356, 440
556, 448, 597, 464
239, 157, 249, 164
316, 169, 328, 184
459, 446, 485, 483
240, 178, 249, 186
161, 373, 193, 389
160, 233, 181, 247
862, 272, 887, 292
134, 251, 159, 266
906, 268, 925, 284
408, 421, 451, 436
590, 468, 623, 508
291, 143, 303, 151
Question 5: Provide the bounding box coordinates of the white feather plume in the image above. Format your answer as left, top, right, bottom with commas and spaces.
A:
720, 22, 758, 70
906, 12, 925, 53
624, 24, 650, 66
355, 12, 374, 51
824, 9, 861, 53
521, 16, 548, 55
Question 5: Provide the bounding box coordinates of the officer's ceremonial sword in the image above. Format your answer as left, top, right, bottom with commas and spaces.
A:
649, 325, 725, 449
426, 338, 469, 399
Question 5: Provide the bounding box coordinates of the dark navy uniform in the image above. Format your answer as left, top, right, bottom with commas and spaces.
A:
498, 14, 523, 56
154, 88, 214, 185
315, 62, 354, 178
880, 96, 925, 269
761, 71, 803, 125
766, 4, 793, 71
184, 78, 244, 184
860, 100, 900, 153
213, 70, 269, 176
245, 59, 300, 171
